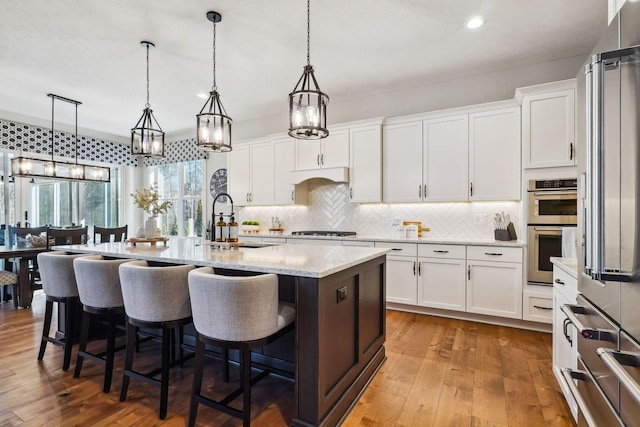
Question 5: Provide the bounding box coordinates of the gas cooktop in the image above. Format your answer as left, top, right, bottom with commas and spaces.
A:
291, 230, 357, 237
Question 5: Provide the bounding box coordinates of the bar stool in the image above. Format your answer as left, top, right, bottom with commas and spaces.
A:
37, 251, 87, 371
72, 255, 131, 393
118, 260, 195, 420
187, 268, 295, 427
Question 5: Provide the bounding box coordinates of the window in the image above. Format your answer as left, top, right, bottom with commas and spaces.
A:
0, 153, 16, 243
148, 160, 204, 237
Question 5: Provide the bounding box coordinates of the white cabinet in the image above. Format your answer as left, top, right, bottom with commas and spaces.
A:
349, 125, 382, 203
272, 137, 307, 205
227, 144, 251, 206
382, 121, 423, 203
295, 128, 349, 170
468, 107, 521, 201
519, 81, 576, 169
552, 264, 578, 421
228, 140, 273, 206
466, 246, 523, 319
417, 244, 466, 311
423, 115, 469, 201
375, 242, 418, 305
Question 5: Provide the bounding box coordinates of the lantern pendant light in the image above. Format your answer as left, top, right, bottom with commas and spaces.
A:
288, 0, 329, 140
131, 41, 165, 159
196, 11, 232, 152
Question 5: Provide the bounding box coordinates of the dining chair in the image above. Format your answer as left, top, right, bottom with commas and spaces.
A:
47, 226, 89, 247
187, 268, 295, 427
8, 225, 49, 290
93, 225, 128, 243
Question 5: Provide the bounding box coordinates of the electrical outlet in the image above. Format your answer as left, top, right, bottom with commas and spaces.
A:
474, 214, 485, 224
337, 286, 348, 303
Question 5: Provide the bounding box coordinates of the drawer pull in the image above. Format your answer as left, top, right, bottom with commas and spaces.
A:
433, 250, 449, 254
533, 305, 552, 311
560, 368, 620, 427
391, 248, 403, 251
554, 278, 565, 285
598, 348, 640, 406
484, 252, 503, 256
560, 304, 617, 342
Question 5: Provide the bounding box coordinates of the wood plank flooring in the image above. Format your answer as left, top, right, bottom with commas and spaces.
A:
0, 292, 574, 426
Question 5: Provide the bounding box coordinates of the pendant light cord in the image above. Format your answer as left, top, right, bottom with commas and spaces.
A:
212, 19, 217, 91
306, 0, 311, 66
145, 43, 150, 108
50, 95, 55, 162
75, 102, 79, 164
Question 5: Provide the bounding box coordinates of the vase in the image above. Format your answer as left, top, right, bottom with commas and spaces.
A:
144, 216, 159, 239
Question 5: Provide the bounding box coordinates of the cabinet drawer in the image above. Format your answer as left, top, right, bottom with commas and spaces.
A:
418, 244, 465, 259
375, 241, 417, 257
523, 291, 553, 324
553, 266, 577, 302
467, 245, 522, 263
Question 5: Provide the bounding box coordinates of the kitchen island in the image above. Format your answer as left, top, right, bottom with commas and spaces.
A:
54, 239, 388, 427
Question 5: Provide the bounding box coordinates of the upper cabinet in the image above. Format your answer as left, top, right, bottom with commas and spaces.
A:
383, 101, 521, 203
349, 122, 382, 203
272, 136, 307, 205
295, 128, 349, 170
516, 79, 577, 169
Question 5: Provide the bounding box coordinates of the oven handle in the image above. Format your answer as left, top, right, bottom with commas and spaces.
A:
560, 304, 617, 342
598, 348, 640, 406
530, 191, 578, 197
561, 367, 624, 427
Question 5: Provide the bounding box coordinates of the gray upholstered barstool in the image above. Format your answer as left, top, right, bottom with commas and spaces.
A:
37, 251, 87, 370
187, 268, 295, 427
72, 255, 131, 392
118, 260, 195, 420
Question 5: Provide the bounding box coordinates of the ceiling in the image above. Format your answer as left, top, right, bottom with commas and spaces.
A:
0, 0, 606, 140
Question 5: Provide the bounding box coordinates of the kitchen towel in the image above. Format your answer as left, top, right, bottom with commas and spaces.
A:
562, 226, 577, 259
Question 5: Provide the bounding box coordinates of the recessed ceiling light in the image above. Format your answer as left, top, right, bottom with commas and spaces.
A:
197, 93, 208, 99
466, 16, 484, 29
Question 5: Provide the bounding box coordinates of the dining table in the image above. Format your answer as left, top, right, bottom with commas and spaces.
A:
0, 245, 49, 308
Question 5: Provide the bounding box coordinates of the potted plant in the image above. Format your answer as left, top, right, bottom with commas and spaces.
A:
241, 220, 260, 234
131, 184, 172, 238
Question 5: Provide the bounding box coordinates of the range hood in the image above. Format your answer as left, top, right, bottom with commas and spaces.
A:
290, 167, 349, 184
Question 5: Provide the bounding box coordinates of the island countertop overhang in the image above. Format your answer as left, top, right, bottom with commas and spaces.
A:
53, 239, 391, 279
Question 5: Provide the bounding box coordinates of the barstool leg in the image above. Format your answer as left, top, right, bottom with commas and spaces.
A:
38, 299, 53, 361
223, 348, 230, 382
119, 321, 136, 402
62, 300, 74, 371
104, 314, 117, 393
241, 348, 252, 427
159, 327, 171, 420
187, 337, 205, 427
74, 310, 91, 378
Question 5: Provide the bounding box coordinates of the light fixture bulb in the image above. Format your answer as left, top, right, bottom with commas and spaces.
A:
466, 16, 484, 29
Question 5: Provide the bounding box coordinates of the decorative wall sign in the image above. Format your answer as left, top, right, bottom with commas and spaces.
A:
209, 168, 227, 201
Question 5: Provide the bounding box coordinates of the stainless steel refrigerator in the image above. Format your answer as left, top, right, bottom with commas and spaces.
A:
562, 1, 640, 425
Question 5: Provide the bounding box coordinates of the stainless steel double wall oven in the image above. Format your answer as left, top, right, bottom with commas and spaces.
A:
527, 179, 578, 285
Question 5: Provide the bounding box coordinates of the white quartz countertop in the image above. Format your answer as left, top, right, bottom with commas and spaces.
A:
550, 257, 578, 279
53, 239, 390, 279
243, 233, 525, 247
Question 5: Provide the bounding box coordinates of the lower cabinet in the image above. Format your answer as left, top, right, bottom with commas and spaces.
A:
375, 242, 418, 305
417, 244, 466, 311
466, 246, 523, 319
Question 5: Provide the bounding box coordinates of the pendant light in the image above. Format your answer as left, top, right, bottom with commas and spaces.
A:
196, 11, 232, 152
11, 94, 110, 183
131, 41, 164, 158
288, 0, 329, 140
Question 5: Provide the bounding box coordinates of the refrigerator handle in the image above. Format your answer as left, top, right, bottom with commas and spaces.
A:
590, 57, 604, 281
584, 62, 594, 277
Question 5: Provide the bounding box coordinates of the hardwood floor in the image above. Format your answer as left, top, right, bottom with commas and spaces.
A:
0, 292, 574, 426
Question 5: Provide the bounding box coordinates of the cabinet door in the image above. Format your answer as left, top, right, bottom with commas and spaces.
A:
423, 115, 469, 201
552, 288, 578, 421
383, 122, 423, 203
469, 107, 521, 201
273, 138, 303, 205
385, 256, 417, 304
295, 139, 322, 170
466, 260, 523, 319
418, 257, 466, 311
249, 142, 275, 205
350, 125, 381, 203
523, 89, 576, 168
322, 129, 350, 168
227, 144, 251, 206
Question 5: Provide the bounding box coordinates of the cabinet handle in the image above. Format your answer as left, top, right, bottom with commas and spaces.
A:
468, 266, 471, 280
350, 187, 353, 199
246, 193, 250, 202
418, 185, 422, 198
249, 193, 253, 202
563, 318, 573, 346
317, 154, 320, 166
291, 190, 295, 201
423, 185, 427, 198
554, 278, 565, 285
391, 248, 402, 251
320, 154, 324, 165
418, 262, 421, 276
470, 182, 473, 197
569, 143, 574, 160
433, 250, 449, 254
484, 252, 503, 256
413, 261, 416, 276
533, 305, 553, 311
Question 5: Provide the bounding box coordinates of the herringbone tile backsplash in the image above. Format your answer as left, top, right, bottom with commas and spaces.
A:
239, 179, 522, 240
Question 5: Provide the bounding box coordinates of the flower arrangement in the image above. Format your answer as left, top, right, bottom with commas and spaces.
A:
131, 184, 172, 217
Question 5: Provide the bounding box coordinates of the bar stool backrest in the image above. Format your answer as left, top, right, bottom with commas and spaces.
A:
73, 255, 131, 309
37, 251, 86, 298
